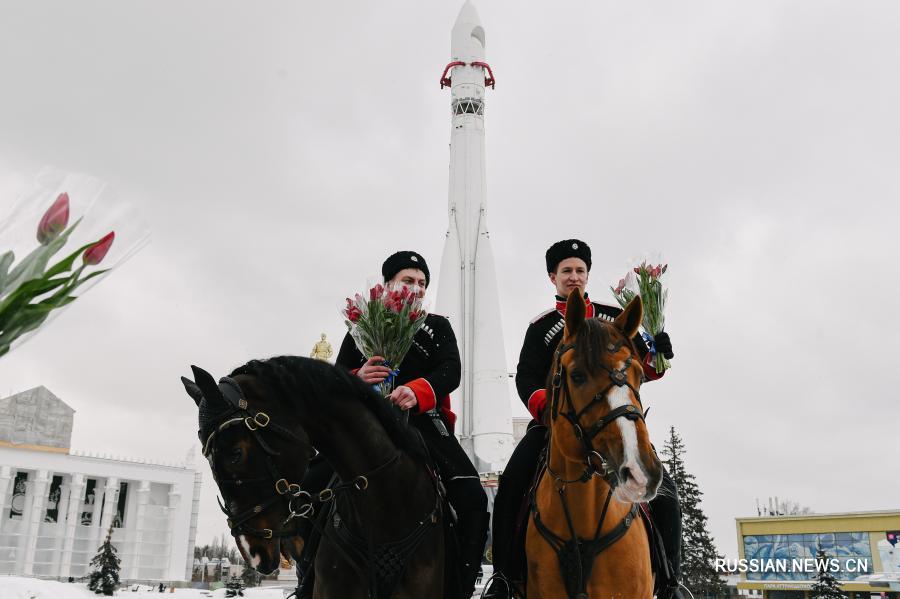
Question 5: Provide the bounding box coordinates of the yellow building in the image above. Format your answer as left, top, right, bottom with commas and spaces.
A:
734, 510, 900, 598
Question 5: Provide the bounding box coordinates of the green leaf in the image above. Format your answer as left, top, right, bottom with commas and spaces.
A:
2, 217, 82, 296
0, 275, 77, 329
44, 241, 94, 279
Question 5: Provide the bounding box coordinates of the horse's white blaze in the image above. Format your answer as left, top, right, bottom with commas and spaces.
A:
238, 534, 260, 568
607, 381, 648, 496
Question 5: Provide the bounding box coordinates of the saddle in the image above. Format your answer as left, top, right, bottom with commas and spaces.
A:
293, 427, 468, 599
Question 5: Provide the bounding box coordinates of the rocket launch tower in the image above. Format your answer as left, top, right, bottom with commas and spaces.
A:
436, 2, 515, 472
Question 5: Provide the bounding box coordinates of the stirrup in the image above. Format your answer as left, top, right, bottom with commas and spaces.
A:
663, 580, 693, 599
481, 572, 513, 599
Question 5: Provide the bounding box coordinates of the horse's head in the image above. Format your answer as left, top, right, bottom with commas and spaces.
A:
182, 365, 312, 574
550, 290, 663, 503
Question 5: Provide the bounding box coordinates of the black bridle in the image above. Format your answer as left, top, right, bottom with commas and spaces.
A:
202, 377, 314, 541
531, 332, 650, 599
548, 337, 647, 485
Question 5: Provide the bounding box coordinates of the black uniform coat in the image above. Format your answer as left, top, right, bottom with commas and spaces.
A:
335, 314, 478, 479
515, 295, 661, 421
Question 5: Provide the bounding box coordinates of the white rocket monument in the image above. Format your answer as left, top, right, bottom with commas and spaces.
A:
436, 2, 515, 472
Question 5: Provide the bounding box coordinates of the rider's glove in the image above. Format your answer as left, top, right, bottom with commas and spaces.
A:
653, 332, 674, 360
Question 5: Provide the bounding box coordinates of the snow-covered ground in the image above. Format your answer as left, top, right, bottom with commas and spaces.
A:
0, 577, 286, 599
0, 575, 494, 598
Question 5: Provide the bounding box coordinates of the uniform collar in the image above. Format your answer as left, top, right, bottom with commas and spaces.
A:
554, 293, 594, 318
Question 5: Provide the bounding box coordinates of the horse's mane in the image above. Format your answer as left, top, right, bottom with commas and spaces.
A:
229, 356, 426, 463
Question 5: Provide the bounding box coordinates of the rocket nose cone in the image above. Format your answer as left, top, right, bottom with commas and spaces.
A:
454, 0, 482, 28
451, 1, 485, 60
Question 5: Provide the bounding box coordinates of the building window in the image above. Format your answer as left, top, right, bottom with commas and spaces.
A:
44, 475, 63, 523
8, 471, 28, 519
742, 532, 873, 581
114, 482, 128, 528
80, 479, 97, 525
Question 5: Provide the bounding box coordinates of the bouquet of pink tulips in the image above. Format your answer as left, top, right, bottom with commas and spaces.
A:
342, 283, 428, 402
611, 262, 670, 374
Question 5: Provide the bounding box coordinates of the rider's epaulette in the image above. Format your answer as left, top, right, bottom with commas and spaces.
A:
592, 302, 622, 323
530, 308, 558, 324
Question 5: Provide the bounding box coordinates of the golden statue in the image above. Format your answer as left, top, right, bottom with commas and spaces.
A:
310, 333, 333, 361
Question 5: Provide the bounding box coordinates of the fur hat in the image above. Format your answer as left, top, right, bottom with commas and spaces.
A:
382, 250, 430, 286
545, 239, 591, 273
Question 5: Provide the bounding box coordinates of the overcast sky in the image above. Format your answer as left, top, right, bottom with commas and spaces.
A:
1, 0, 898, 559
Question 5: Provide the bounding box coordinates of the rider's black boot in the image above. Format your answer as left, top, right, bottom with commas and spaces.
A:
481, 474, 518, 599
294, 518, 317, 599
651, 469, 686, 599
457, 510, 491, 598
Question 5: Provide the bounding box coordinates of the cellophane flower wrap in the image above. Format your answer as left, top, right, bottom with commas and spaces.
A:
0, 169, 149, 358
611, 262, 670, 374
342, 282, 428, 405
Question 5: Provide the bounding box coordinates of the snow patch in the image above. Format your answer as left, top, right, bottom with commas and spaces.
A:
0, 577, 284, 599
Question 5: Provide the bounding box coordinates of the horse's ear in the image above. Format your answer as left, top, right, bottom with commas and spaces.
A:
614, 295, 643, 340
191, 365, 224, 406
564, 288, 586, 338
181, 376, 203, 407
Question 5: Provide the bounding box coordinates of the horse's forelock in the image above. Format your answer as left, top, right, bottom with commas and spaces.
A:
572, 318, 615, 376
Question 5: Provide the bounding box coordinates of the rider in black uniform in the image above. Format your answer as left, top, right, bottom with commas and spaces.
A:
486, 239, 684, 599
300, 250, 489, 598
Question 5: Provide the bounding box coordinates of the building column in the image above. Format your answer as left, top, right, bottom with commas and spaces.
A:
98, 477, 119, 533
166, 486, 181, 580
88, 478, 106, 549
185, 471, 202, 581
22, 469, 49, 576
52, 478, 73, 578
129, 480, 151, 580
0, 466, 12, 516
59, 474, 85, 579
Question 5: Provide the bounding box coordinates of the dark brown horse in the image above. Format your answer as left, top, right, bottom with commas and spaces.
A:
526, 292, 663, 598
182, 356, 450, 598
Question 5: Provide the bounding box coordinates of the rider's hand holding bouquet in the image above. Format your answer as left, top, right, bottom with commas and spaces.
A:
611, 262, 673, 374
341, 283, 428, 415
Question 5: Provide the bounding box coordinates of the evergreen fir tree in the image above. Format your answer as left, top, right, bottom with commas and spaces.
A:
225, 575, 246, 597
810, 549, 846, 598
241, 562, 261, 588
87, 525, 121, 596
661, 426, 727, 598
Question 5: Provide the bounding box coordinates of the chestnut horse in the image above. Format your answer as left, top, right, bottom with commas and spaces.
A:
526, 292, 663, 598
182, 357, 452, 599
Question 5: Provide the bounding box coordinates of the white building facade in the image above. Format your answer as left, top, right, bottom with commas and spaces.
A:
0, 387, 201, 582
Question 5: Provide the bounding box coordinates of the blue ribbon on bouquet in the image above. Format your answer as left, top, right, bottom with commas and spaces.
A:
372, 360, 400, 392
641, 332, 657, 359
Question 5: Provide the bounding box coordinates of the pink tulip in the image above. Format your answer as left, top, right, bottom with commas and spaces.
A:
36, 192, 70, 245
82, 232, 115, 265
614, 279, 626, 294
